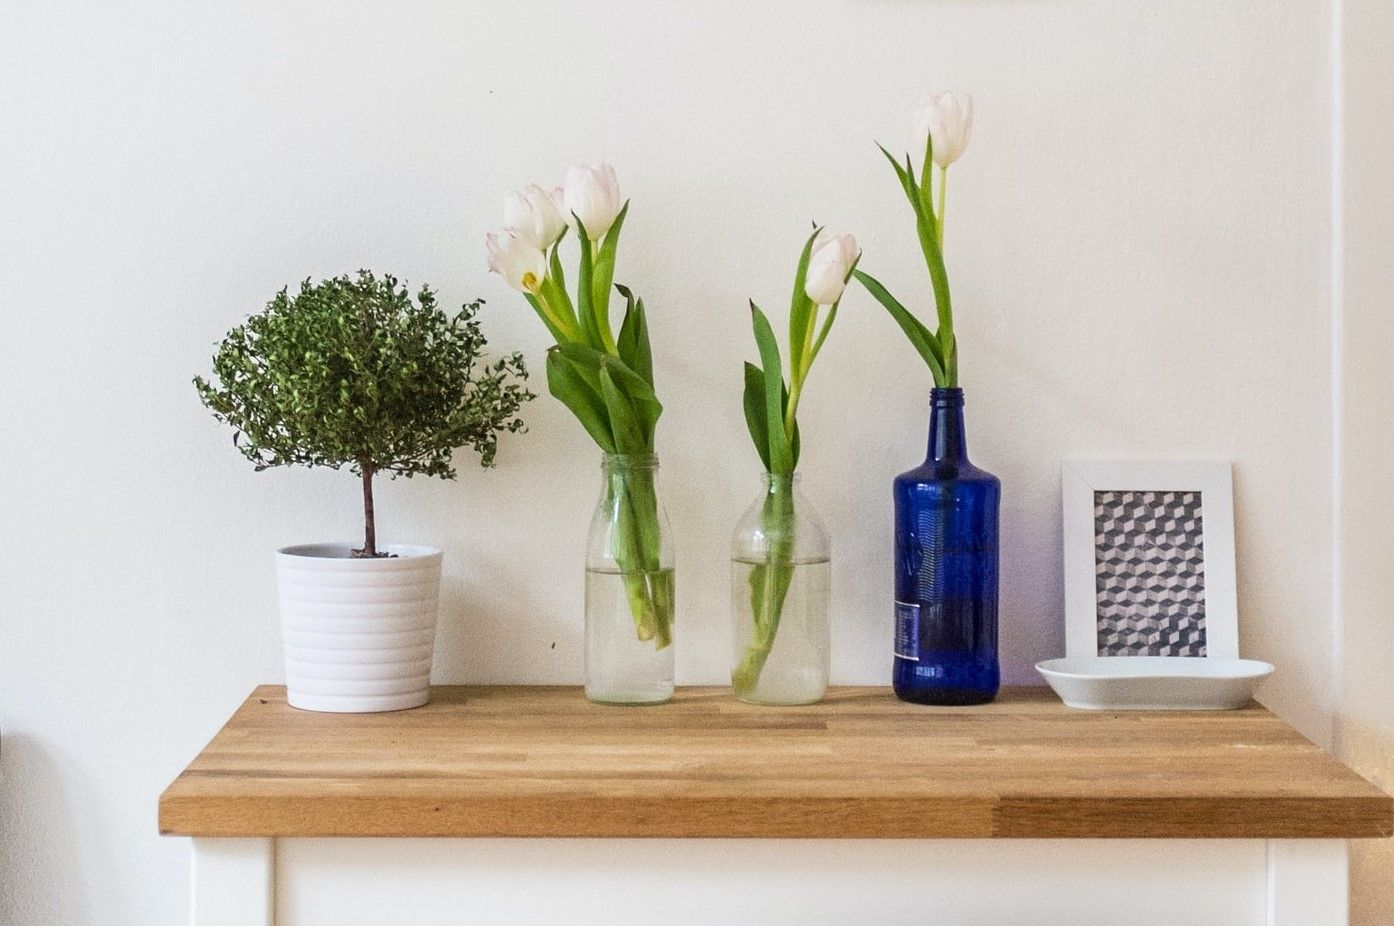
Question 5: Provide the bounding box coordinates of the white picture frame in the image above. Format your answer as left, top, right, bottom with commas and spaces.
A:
1062, 461, 1237, 659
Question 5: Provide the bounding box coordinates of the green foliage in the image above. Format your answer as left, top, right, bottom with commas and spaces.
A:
535, 210, 663, 457
856, 140, 957, 387
852, 268, 945, 384
742, 228, 850, 476
513, 202, 671, 645
750, 304, 794, 475
737, 226, 859, 694
194, 271, 533, 481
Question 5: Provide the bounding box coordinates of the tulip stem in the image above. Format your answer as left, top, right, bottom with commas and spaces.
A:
784, 307, 819, 438
936, 166, 948, 246
733, 478, 796, 698
784, 379, 802, 442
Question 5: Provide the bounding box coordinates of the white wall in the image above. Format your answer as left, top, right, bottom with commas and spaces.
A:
1336, 0, 1394, 921
0, 2, 1339, 923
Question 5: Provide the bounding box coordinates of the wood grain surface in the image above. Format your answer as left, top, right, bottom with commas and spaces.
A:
158, 686, 1392, 839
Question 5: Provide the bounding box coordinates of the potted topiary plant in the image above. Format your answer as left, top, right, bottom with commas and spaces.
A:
194, 271, 532, 712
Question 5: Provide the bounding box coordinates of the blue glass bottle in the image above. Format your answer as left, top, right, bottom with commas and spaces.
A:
892, 387, 1000, 705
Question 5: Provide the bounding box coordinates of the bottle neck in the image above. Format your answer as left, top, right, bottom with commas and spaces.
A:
761, 471, 799, 496
926, 388, 968, 464
601, 453, 659, 496
602, 452, 659, 475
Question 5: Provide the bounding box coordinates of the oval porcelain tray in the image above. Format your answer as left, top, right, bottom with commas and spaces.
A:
1036, 656, 1275, 711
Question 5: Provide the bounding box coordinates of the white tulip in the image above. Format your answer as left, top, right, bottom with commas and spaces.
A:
563, 162, 623, 240
504, 184, 566, 249
804, 230, 860, 305
913, 91, 974, 169
485, 230, 547, 294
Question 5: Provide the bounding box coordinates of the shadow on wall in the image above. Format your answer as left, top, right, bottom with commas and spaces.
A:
0, 734, 91, 923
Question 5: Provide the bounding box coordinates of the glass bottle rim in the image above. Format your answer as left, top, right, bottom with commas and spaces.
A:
760, 470, 801, 484
602, 452, 660, 469
930, 386, 965, 407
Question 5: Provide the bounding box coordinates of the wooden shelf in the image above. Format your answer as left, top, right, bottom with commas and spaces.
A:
159, 686, 1392, 839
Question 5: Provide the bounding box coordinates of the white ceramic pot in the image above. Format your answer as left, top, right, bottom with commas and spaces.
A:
275, 543, 443, 713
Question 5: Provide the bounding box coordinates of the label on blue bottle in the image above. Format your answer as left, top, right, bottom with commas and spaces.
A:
894, 600, 920, 661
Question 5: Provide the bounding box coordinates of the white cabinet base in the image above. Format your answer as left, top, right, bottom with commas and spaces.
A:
191, 838, 274, 926
190, 837, 1347, 926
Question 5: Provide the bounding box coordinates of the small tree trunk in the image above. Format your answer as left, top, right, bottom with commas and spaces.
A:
359, 464, 377, 557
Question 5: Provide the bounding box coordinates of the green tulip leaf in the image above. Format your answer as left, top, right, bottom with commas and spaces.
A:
591, 201, 629, 351
750, 303, 793, 474
599, 365, 645, 455
549, 230, 569, 294
909, 199, 954, 372
920, 134, 935, 211
554, 342, 661, 448
572, 215, 607, 353
607, 356, 662, 447
742, 361, 800, 472
852, 268, 947, 386
878, 142, 918, 205
615, 283, 654, 388
550, 340, 607, 378
524, 292, 570, 345
539, 277, 582, 343
546, 347, 616, 453
789, 416, 801, 469
555, 342, 655, 402
808, 303, 839, 367
787, 225, 822, 383
885, 164, 953, 375
742, 362, 772, 472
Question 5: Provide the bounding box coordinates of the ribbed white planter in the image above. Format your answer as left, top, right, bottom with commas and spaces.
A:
275, 543, 443, 713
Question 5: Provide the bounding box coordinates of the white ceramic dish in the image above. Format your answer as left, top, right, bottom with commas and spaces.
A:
1035, 656, 1275, 711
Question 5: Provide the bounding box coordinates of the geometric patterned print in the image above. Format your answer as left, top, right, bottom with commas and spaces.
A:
1093, 490, 1207, 657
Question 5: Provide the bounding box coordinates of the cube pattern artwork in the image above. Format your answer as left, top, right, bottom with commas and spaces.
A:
1093, 490, 1207, 656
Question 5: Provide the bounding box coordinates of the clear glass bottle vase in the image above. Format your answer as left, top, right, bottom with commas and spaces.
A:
730, 472, 831, 705
584, 453, 675, 705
